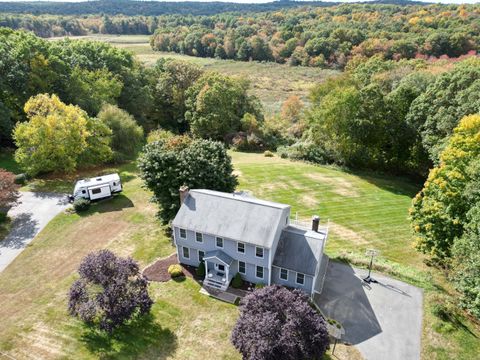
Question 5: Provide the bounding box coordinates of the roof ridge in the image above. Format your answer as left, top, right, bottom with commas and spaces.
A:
190, 189, 290, 209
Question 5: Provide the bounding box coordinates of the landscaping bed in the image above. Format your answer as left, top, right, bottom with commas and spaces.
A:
143, 254, 197, 282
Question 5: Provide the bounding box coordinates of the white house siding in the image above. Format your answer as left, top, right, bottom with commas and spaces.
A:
174, 226, 270, 284
271, 266, 314, 294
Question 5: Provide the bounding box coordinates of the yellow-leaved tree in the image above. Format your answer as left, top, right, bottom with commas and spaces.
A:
13, 94, 112, 176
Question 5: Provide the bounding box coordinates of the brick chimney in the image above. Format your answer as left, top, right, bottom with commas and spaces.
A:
312, 215, 320, 232
179, 186, 189, 205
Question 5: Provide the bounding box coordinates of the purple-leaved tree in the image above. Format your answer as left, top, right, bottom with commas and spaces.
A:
232, 285, 329, 360
68, 250, 153, 332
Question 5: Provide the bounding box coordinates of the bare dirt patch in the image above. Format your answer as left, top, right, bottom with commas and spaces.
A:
330, 223, 370, 246
305, 173, 359, 197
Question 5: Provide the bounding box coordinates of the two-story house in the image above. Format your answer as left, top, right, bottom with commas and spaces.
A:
172, 187, 329, 298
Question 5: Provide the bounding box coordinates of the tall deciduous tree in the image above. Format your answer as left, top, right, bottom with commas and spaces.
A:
411, 114, 480, 260
97, 104, 144, 162
185, 72, 263, 141
68, 250, 153, 332
138, 137, 238, 222
13, 94, 112, 175
231, 285, 329, 360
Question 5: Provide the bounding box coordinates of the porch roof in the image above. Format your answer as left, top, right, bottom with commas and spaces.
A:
204, 250, 234, 266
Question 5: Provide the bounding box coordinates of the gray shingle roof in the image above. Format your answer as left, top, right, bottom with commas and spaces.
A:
204, 250, 234, 265
273, 226, 326, 276
172, 189, 289, 248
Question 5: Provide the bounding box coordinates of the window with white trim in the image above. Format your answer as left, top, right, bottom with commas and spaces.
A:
256, 266, 264, 279
280, 268, 288, 281
182, 246, 190, 259
216, 237, 224, 248
195, 232, 203, 243
198, 250, 205, 262
239, 261, 246, 274
255, 246, 264, 258
237, 242, 245, 254
296, 272, 305, 285
179, 228, 187, 239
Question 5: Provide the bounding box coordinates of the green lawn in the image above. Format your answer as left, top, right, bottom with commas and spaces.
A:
0, 152, 478, 359
52, 34, 338, 114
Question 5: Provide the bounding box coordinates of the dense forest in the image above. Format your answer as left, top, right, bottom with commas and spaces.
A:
0, 0, 336, 16
150, 4, 480, 68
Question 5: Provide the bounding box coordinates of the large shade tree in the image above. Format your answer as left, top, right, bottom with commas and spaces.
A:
185, 72, 263, 141
13, 94, 112, 175
68, 250, 153, 332
231, 285, 329, 360
411, 114, 480, 261
138, 136, 238, 222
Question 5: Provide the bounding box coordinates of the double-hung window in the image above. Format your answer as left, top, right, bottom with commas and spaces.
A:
280, 268, 288, 281
182, 247, 190, 259
255, 246, 264, 258
198, 250, 205, 262
179, 228, 187, 239
195, 232, 203, 243
237, 242, 245, 254
216, 237, 224, 248
238, 261, 246, 274
256, 266, 264, 279
296, 272, 305, 285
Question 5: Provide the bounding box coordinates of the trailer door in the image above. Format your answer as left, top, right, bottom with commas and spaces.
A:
88, 185, 112, 200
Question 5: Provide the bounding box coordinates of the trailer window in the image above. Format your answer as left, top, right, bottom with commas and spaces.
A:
91, 188, 102, 194
82, 190, 86, 194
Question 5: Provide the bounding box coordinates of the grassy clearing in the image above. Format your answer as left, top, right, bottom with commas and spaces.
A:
54, 34, 338, 114
0, 152, 478, 359
0, 161, 240, 359
232, 152, 480, 360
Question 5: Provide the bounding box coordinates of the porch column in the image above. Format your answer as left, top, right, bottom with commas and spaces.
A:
204, 259, 208, 280
226, 265, 229, 284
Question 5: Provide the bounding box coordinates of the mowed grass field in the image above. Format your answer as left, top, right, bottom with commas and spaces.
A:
52, 34, 338, 114
0, 152, 479, 359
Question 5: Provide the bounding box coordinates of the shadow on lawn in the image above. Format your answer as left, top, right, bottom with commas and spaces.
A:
81, 313, 177, 359
77, 194, 135, 217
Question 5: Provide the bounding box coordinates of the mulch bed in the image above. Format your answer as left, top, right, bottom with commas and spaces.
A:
143, 253, 198, 282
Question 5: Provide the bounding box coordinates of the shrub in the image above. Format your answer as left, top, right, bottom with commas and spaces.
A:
168, 264, 183, 278
232, 272, 243, 288
14, 173, 27, 185
196, 261, 205, 277
146, 129, 175, 144
73, 198, 90, 212
0, 212, 8, 222
68, 250, 153, 332
263, 150, 274, 157
255, 283, 265, 289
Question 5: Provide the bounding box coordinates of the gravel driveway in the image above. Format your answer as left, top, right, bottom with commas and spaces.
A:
0, 192, 70, 272
315, 261, 423, 360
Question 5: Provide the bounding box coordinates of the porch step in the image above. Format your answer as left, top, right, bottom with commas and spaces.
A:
204, 279, 226, 290
200, 286, 240, 304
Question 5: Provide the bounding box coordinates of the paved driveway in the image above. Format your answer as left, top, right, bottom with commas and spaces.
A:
0, 192, 70, 272
315, 261, 423, 360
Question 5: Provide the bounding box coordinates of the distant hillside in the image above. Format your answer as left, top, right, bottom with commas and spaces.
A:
0, 0, 342, 16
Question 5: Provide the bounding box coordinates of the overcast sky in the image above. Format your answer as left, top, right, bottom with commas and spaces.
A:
0, 0, 478, 4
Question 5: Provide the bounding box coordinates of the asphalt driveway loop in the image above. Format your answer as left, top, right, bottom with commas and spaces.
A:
315, 261, 423, 360
0, 192, 70, 272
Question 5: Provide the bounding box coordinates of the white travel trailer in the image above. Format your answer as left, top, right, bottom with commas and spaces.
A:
71, 173, 122, 201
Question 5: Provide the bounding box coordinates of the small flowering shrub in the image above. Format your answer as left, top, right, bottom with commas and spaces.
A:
168, 264, 183, 278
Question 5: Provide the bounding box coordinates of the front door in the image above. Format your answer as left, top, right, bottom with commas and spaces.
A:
216, 263, 225, 274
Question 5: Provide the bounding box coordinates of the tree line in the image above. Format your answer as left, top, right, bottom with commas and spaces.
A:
150, 4, 479, 68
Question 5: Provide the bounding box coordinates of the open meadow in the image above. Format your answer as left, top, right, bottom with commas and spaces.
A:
51, 34, 338, 114
0, 152, 479, 359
